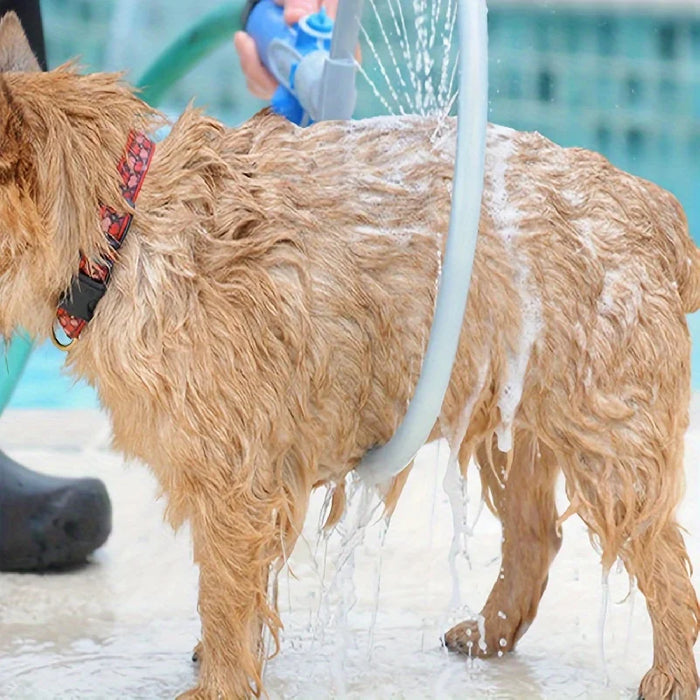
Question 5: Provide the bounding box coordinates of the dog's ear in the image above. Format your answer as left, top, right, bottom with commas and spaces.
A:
0, 77, 35, 192
0, 12, 41, 73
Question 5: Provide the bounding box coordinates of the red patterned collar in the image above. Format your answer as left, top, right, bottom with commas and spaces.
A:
53, 131, 155, 348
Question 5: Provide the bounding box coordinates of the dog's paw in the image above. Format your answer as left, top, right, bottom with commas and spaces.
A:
442, 618, 516, 659
638, 666, 699, 700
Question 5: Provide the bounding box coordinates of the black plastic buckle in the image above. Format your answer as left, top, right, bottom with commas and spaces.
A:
58, 271, 108, 322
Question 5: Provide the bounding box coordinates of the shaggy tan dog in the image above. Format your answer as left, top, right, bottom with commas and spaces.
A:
0, 11, 698, 699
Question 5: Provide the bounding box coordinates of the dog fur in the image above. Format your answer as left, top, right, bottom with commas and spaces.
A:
0, 12, 698, 699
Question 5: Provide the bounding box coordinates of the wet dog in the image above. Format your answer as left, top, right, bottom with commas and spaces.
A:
0, 11, 697, 699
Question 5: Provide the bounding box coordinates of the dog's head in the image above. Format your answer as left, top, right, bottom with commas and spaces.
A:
0, 12, 53, 338
0, 13, 158, 339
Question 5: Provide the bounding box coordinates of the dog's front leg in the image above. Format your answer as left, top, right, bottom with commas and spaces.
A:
178, 481, 288, 700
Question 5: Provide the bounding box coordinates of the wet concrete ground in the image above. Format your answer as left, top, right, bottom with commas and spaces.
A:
1, 406, 699, 699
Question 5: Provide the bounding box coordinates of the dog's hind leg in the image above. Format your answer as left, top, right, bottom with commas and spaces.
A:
561, 410, 700, 700
628, 520, 700, 699
562, 437, 700, 700
444, 430, 562, 657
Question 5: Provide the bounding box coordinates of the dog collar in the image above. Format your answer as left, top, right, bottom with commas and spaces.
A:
52, 131, 155, 349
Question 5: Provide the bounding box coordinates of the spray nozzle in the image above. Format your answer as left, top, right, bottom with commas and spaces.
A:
244, 0, 362, 126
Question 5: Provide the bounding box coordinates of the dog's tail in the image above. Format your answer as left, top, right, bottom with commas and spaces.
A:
664, 193, 700, 314
679, 244, 700, 314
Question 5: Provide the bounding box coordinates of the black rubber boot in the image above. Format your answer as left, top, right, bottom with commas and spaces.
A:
0, 450, 112, 571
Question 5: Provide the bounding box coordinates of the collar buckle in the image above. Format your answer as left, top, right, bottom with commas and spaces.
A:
58, 270, 109, 323
54, 130, 155, 345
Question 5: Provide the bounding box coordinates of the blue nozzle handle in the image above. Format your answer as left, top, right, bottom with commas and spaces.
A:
245, 0, 296, 76
246, 0, 310, 122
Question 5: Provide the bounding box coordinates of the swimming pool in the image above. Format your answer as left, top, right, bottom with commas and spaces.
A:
7, 342, 99, 409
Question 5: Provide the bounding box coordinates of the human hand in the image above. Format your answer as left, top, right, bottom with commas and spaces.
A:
234, 0, 339, 99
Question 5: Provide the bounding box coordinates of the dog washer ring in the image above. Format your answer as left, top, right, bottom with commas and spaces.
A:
356, 0, 489, 485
